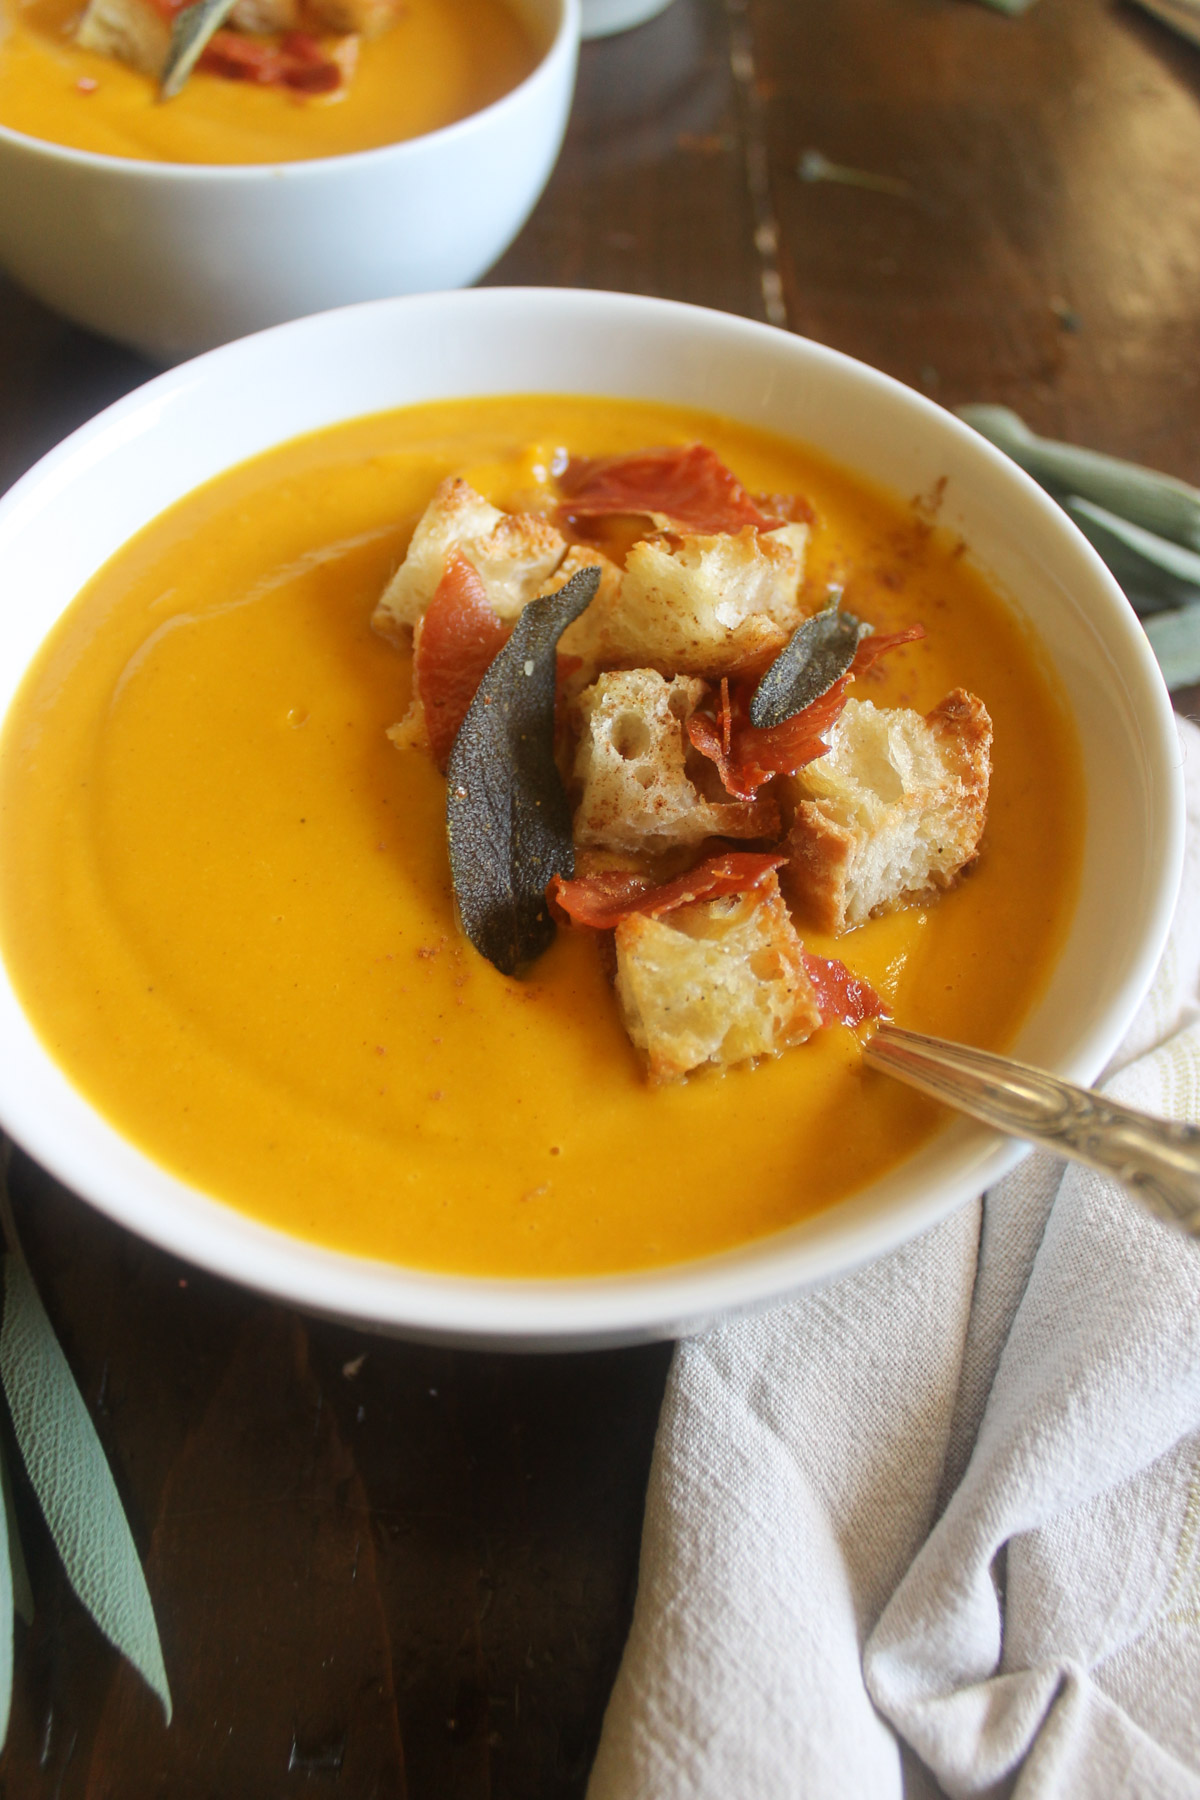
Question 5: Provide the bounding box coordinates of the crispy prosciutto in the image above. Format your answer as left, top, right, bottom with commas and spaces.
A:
198, 27, 346, 91
373, 437, 975, 1083
549, 851, 787, 930
802, 952, 888, 1027
557, 445, 785, 537
414, 554, 511, 772
688, 625, 926, 799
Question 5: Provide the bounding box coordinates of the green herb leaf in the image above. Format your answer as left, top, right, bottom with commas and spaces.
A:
958, 405, 1200, 551
0, 1442, 12, 1751
796, 150, 914, 199
1143, 603, 1200, 692
159, 0, 239, 101
1063, 503, 1200, 621
1066, 497, 1200, 597
0, 1240, 171, 1722
749, 599, 870, 728
446, 566, 600, 976
0, 1446, 31, 1628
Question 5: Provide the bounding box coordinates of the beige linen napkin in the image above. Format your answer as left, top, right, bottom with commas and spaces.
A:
588, 717, 1200, 1800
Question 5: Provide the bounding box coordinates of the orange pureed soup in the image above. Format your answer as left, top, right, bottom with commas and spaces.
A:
0, 397, 1083, 1277
0, 0, 538, 164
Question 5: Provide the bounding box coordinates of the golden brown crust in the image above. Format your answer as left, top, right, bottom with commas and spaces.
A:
779, 801, 854, 935
373, 477, 566, 638
614, 874, 821, 1082
572, 669, 779, 853
75, 0, 169, 78
307, 0, 401, 35
925, 687, 992, 859
780, 691, 993, 934
571, 523, 810, 680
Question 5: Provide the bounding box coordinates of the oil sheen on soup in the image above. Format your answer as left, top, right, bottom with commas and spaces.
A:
0, 398, 1083, 1277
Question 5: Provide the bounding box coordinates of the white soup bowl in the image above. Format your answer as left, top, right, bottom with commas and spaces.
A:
0, 288, 1184, 1346
0, 0, 577, 362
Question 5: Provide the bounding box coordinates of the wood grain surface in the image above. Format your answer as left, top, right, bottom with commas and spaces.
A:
1, 0, 1198, 1793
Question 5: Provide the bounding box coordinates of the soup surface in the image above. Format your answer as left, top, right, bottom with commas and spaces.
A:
0, 397, 1083, 1277
0, 0, 538, 163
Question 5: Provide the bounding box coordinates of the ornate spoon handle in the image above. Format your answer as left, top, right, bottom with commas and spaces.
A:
863, 1024, 1200, 1235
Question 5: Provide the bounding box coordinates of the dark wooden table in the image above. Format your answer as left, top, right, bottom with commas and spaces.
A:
2, 1, 1199, 1792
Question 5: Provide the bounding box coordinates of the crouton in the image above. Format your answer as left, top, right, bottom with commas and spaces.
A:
229, 0, 301, 32
550, 546, 625, 689
573, 670, 779, 853
580, 523, 810, 677
615, 873, 822, 1082
306, 0, 403, 35
76, 0, 169, 77
781, 690, 992, 932
373, 478, 567, 640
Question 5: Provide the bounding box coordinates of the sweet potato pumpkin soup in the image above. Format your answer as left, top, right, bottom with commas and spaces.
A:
0, 397, 1082, 1277
0, 0, 538, 164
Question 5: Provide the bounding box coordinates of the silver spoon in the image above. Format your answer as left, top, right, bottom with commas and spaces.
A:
863, 1023, 1200, 1235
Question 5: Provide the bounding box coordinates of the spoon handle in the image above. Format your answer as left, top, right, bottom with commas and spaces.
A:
863, 1024, 1200, 1234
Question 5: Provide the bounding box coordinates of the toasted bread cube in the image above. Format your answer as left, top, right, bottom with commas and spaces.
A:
76, 0, 169, 77
550, 546, 626, 691
373, 477, 567, 639
615, 873, 822, 1082
580, 523, 809, 677
781, 690, 992, 933
573, 670, 778, 853
230, 0, 301, 31
307, 0, 401, 34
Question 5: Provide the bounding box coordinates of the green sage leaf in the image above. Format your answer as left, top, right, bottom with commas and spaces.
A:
749, 599, 869, 729
1063, 501, 1200, 620
1143, 604, 1200, 692
0, 1441, 12, 1750
446, 566, 601, 976
159, 0, 239, 100
0, 1445, 31, 1628
1066, 497, 1200, 591
0, 1251, 171, 1721
958, 405, 1200, 551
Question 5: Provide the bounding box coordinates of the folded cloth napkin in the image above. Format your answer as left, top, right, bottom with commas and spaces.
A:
587, 716, 1200, 1800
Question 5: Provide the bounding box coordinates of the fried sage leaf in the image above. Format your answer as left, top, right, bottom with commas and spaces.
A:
160, 0, 239, 100
749, 599, 871, 729
445, 566, 600, 976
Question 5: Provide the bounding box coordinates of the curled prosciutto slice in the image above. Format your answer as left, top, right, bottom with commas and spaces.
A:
802, 952, 888, 1027
557, 445, 784, 537
549, 850, 787, 930
414, 554, 511, 772
688, 624, 926, 799
199, 28, 344, 92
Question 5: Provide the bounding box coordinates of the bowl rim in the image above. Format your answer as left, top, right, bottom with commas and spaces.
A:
0, 286, 1186, 1348
0, 0, 577, 180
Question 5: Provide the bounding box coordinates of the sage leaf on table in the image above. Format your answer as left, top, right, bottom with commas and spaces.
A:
0, 1436, 12, 1750
957, 404, 1200, 690
958, 405, 1200, 550
1065, 497, 1200, 596
0, 1449, 31, 1627
0, 1168, 171, 1726
446, 565, 600, 976
1143, 604, 1200, 691
160, 0, 239, 100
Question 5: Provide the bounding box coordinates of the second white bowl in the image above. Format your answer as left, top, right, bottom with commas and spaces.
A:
0, 0, 577, 362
